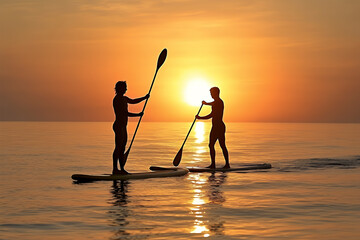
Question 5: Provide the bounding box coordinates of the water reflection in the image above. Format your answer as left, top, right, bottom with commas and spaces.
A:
189, 174, 208, 236
108, 180, 130, 239
188, 172, 227, 237
207, 173, 226, 236
207, 173, 226, 205
195, 122, 205, 143
192, 122, 207, 164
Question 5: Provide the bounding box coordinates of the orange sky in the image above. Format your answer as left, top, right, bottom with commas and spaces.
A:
1, 0, 359, 122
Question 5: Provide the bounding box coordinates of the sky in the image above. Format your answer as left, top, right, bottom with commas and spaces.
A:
1, 0, 359, 122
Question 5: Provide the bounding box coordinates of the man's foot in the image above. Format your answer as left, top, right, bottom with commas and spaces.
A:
112, 169, 129, 175
112, 169, 122, 175
222, 164, 230, 169
206, 164, 216, 169
119, 169, 129, 175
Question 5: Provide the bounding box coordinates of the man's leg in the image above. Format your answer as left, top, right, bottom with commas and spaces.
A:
118, 129, 128, 174
113, 134, 122, 174
118, 145, 127, 173
219, 134, 230, 168
207, 130, 217, 169
112, 148, 119, 172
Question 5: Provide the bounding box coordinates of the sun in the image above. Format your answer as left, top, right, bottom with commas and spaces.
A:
184, 78, 213, 106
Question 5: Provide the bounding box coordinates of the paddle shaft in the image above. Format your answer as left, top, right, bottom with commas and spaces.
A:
126, 69, 158, 157
180, 104, 203, 149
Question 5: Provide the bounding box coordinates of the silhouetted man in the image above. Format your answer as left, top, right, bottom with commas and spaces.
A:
113, 81, 149, 175
196, 87, 230, 169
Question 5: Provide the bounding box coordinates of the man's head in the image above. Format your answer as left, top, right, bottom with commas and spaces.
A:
210, 87, 220, 99
115, 81, 127, 95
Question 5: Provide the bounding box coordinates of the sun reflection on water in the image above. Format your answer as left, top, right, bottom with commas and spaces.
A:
188, 171, 228, 238
191, 122, 207, 164
195, 122, 205, 143
188, 174, 210, 237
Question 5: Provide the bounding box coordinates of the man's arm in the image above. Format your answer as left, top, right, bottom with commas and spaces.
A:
196, 113, 212, 120
196, 100, 213, 119
128, 112, 144, 117
127, 94, 150, 104
202, 100, 213, 106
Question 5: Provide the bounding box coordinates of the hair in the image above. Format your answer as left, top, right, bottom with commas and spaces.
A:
210, 87, 220, 96
115, 81, 127, 94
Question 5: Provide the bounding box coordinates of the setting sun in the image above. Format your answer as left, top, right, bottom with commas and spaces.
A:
184, 78, 213, 106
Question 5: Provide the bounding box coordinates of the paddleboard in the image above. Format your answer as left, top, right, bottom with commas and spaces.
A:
150, 163, 271, 172
72, 168, 189, 181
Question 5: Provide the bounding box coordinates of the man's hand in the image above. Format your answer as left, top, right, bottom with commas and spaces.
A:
195, 115, 200, 119
202, 100, 206, 105
139, 112, 144, 117
145, 94, 150, 99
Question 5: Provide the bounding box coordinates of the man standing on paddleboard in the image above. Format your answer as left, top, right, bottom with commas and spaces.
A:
196, 87, 230, 169
113, 81, 149, 175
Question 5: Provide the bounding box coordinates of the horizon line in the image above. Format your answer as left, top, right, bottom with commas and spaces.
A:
1, 120, 359, 124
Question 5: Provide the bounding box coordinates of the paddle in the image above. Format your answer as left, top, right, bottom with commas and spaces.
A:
124, 48, 168, 163
173, 104, 203, 166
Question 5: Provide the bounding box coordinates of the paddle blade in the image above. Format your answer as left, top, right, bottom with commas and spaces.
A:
173, 147, 183, 166
157, 48, 167, 69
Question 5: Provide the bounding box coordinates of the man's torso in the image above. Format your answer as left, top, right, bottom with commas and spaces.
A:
113, 95, 128, 126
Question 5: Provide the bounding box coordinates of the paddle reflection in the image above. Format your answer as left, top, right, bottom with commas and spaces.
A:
188, 172, 227, 237
108, 180, 130, 239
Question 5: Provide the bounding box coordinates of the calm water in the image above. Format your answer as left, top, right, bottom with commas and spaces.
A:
0, 122, 359, 239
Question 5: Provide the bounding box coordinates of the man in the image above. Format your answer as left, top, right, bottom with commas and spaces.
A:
113, 81, 149, 175
196, 87, 230, 169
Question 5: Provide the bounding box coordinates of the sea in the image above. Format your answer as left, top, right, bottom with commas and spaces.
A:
0, 122, 359, 240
